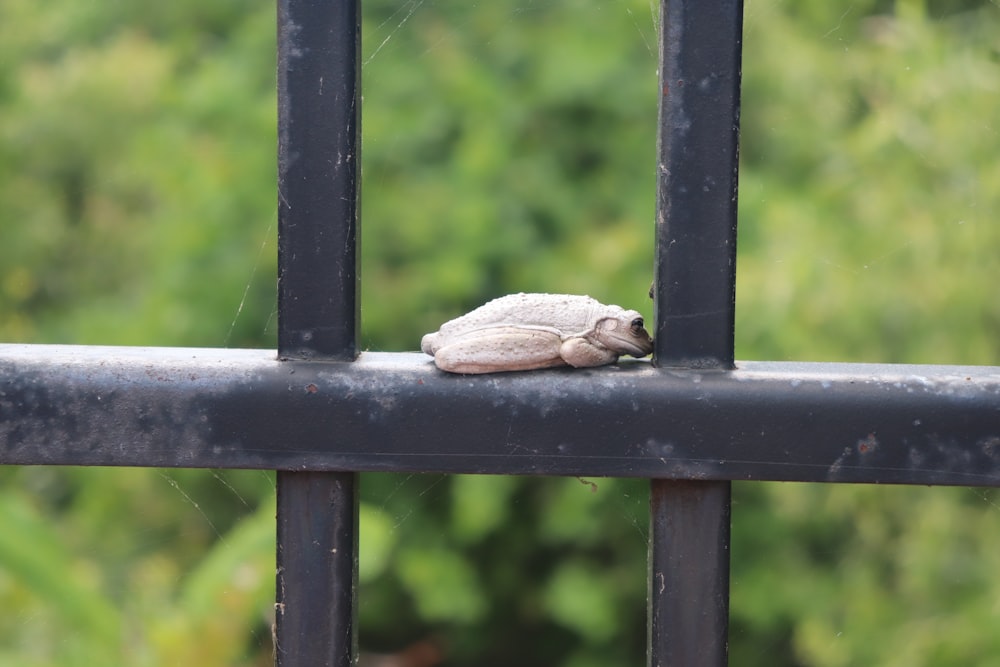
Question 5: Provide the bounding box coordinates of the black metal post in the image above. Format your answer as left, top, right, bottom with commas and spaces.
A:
649, 481, 731, 667
652, 0, 742, 370
275, 0, 361, 665
276, 471, 359, 667
650, 0, 742, 665
277, 0, 361, 361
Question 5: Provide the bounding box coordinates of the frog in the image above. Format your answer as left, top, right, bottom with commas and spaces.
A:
420, 293, 654, 374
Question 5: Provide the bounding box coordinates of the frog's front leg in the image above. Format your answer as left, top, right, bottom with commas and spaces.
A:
559, 337, 620, 368
431, 326, 568, 374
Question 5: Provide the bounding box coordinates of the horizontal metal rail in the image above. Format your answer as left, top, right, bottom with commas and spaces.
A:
2, 344, 998, 485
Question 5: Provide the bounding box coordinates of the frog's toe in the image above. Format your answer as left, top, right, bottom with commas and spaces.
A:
420, 333, 439, 356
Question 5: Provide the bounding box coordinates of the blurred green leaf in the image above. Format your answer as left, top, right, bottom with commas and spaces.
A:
542, 562, 618, 642
359, 502, 397, 582
0, 493, 120, 664
397, 547, 487, 623
450, 475, 518, 544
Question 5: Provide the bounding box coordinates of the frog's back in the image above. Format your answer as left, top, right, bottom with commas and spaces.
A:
440, 293, 604, 337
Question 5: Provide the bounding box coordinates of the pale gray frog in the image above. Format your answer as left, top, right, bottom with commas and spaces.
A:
421, 293, 654, 374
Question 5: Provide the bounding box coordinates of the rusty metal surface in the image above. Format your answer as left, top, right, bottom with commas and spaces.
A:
2, 344, 999, 485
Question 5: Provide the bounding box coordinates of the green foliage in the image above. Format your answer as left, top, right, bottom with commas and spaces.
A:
0, 468, 276, 665
738, 0, 1000, 365
359, 0, 657, 350
0, 492, 120, 665
358, 475, 648, 666
731, 484, 1000, 667
1, 0, 1000, 665
0, 0, 277, 348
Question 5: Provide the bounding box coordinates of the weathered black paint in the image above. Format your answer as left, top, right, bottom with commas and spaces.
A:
649, 481, 731, 667
276, 471, 358, 667
652, 0, 742, 370
651, 0, 743, 663
277, 0, 361, 361
2, 346, 998, 485
275, 0, 361, 664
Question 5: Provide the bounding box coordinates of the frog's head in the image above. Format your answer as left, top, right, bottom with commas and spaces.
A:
593, 310, 654, 358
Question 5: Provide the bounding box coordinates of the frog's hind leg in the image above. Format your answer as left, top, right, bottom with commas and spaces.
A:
432, 328, 567, 374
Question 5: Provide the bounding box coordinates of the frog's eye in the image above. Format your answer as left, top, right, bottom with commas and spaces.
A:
631, 318, 644, 331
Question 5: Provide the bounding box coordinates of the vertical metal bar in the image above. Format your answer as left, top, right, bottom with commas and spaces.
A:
275, 0, 361, 666
277, 0, 361, 361
649, 482, 731, 667
652, 0, 742, 370
276, 471, 359, 667
649, 0, 742, 665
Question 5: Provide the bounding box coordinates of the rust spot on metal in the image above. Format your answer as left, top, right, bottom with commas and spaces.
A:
857, 433, 878, 454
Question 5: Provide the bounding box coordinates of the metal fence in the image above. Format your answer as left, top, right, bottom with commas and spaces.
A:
2, 0, 999, 665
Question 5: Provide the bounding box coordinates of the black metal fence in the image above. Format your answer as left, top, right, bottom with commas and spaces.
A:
2, 1, 999, 665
